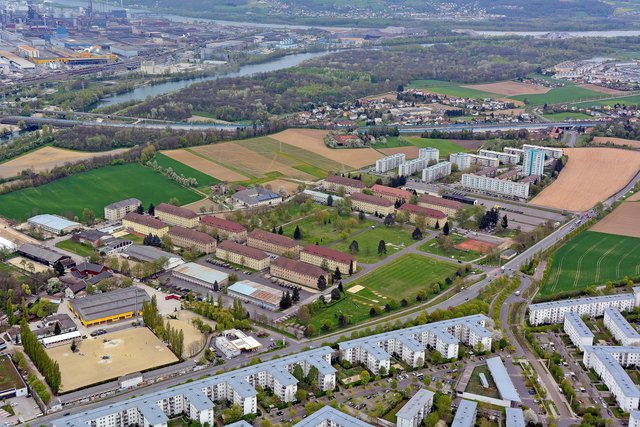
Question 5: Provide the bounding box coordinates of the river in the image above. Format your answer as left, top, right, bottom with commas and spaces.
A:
92, 50, 333, 109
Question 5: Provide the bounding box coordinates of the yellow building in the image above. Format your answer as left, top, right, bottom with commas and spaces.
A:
216, 240, 270, 271
418, 194, 464, 217
300, 245, 356, 276
201, 216, 248, 242
168, 226, 217, 254
122, 212, 169, 237
270, 257, 328, 289
350, 192, 395, 216
247, 229, 299, 257
397, 204, 447, 228
68, 288, 150, 327
155, 203, 200, 228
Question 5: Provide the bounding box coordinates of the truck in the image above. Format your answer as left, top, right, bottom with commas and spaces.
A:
165, 294, 181, 301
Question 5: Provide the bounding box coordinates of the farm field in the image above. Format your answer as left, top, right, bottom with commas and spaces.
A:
531, 148, 640, 212
418, 234, 484, 262
47, 327, 178, 392
330, 225, 414, 264
540, 231, 640, 297
592, 137, 640, 149
574, 95, 640, 108
0, 146, 128, 179
408, 79, 500, 99
510, 86, 604, 105
55, 239, 95, 257
543, 112, 593, 121
281, 210, 376, 246
307, 254, 459, 332
463, 81, 550, 96
591, 200, 640, 238
0, 164, 201, 221
270, 128, 382, 169
578, 84, 629, 96
154, 153, 220, 186
161, 149, 247, 182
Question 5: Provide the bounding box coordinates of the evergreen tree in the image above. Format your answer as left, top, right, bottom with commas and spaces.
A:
333, 267, 342, 282
293, 225, 302, 240
292, 288, 300, 302
384, 213, 395, 226
378, 240, 387, 255
349, 260, 354, 275
317, 275, 327, 291
136, 204, 144, 214
148, 203, 155, 216
213, 281, 219, 292
501, 214, 509, 229
412, 227, 423, 240
53, 261, 65, 276
53, 322, 61, 335
338, 282, 344, 293
327, 195, 333, 206
435, 220, 440, 229
443, 221, 450, 236
278, 226, 283, 235
331, 288, 341, 301
348, 240, 359, 254
272, 226, 277, 233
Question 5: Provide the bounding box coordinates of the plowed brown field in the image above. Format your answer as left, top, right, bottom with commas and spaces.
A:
463, 81, 550, 96
531, 148, 640, 212
592, 137, 640, 149
591, 201, 640, 238
161, 149, 246, 181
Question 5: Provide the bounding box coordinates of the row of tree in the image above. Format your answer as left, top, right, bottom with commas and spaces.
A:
142, 296, 184, 357
20, 320, 62, 394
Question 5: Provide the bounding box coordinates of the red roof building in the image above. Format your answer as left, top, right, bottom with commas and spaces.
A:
371, 184, 412, 202
300, 244, 356, 275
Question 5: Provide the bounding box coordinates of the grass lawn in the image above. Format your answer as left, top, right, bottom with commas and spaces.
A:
540, 231, 640, 297
405, 137, 473, 157
382, 399, 408, 423
418, 233, 484, 262
306, 254, 459, 333
154, 153, 220, 186
330, 225, 415, 264
55, 239, 95, 257
509, 86, 604, 105
465, 365, 501, 399
573, 94, 640, 108
542, 112, 593, 121
408, 79, 499, 99
281, 210, 376, 246
0, 164, 202, 221
121, 233, 144, 245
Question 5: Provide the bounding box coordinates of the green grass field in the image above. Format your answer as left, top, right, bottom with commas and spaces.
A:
373, 136, 475, 157
573, 95, 640, 108
0, 164, 202, 221
330, 225, 415, 264
418, 234, 484, 262
408, 79, 499, 99
55, 240, 95, 257
541, 231, 640, 297
307, 254, 458, 332
281, 210, 376, 246
510, 86, 604, 105
154, 153, 220, 186
542, 112, 593, 121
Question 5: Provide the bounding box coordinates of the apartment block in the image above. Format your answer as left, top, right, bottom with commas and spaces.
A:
418, 147, 439, 161
478, 149, 520, 165
376, 153, 406, 173
583, 346, 640, 412
122, 213, 169, 237
522, 144, 563, 159
563, 312, 594, 351
604, 308, 640, 346
522, 148, 545, 177
155, 203, 200, 228
421, 161, 452, 183
350, 192, 395, 216
168, 226, 217, 254
396, 389, 435, 427
216, 240, 270, 271
104, 198, 141, 222
301, 245, 356, 276
449, 152, 499, 170
200, 216, 247, 242
461, 174, 530, 198
399, 157, 430, 177
247, 229, 299, 257
451, 399, 477, 427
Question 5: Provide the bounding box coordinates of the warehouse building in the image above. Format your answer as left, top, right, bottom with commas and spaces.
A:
270, 257, 328, 289
247, 229, 299, 257
104, 198, 141, 222
168, 226, 217, 254
200, 216, 247, 243
155, 203, 199, 228
68, 287, 150, 327
485, 357, 522, 407
563, 312, 594, 351
122, 213, 169, 237
17, 243, 72, 267
350, 192, 395, 216
122, 245, 184, 270
171, 262, 229, 290
301, 245, 355, 276
216, 240, 270, 271
302, 190, 343, 205
227, 280, 283, 311
27, 214, 81, 235
232, 188, 283, 208
395, 389, 434, 427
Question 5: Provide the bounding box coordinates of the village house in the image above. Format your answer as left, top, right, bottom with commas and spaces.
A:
247, 229, 300, 257
215, 240, 270, 271
168, 226, 217, 254
155, 203, 200, 228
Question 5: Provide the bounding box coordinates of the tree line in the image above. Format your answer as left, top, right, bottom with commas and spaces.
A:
142, 296, 184, 357
20, 320, 62, 394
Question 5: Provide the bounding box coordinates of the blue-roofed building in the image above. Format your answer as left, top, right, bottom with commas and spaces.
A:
452, 399, 477, 427
604, 308, 640, 346
171, 262, 229, 290
396, 388, 435, 427
27, 214, 81, 235
300, 406, 371, 426
583, 346, 640, 412
232, 187, 283, 208
505, 408, 525, 427
563, 312, 594, 351
630, 409, 640, 427
227, 280, 282, 311
486, 357, 521, 406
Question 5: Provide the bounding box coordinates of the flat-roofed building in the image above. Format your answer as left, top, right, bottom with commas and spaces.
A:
350, 192, 395, 216
396, 389, 434, 427
418, 147, 439, 161
122, 213, 169, 237
123, 245, 184, 270
0, 355, 27, 399
155, 203, 199, 228
104, 198, 141, 221
322, 175, 366, 194
418, 194, 464, 217
604, 308, 640, 346
583, 346, 640, 412
450, 152, 472, 170
232, 188, 283, 208
461, 174, 530, 199
301, 245, 355, 276
270, 257, 328, 289
451, 400, 477, 427
397, 203, 447, 228
168, 226, 217, 254
227, 280, 282, 311
399, 157, 429, 177
172, 262, 229, 290
301, 406, 372, 427
563, 312, 594, 351
247, 229, 299, 257
505, 408, 525, 427
630, 410, 640, 427
27, 214, 80, 235
302, 189, 343, 205
523, 148, 546, 177
529, 292, 638, 326
200, 216, 247, 243
422, 161, 451, 183
486, 357, 521, 406
522, 144, 563, 159
68, 287, 150, 327
478, 149, 520, 165
371, 184, 412, 202
216, 240, 270, 271
504, 147, 524, 157
376, 153, 406, 173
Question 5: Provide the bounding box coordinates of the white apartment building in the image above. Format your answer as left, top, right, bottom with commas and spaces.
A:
583, 346, 640, 413
461, 174, 530, 198
504, 147, 524, 157
472, 154, 500, 168
563, 312, 594, 351
450, 152, 472, 170
376, 153, 406, 173
505, 408, 525, 427
478, 149, 520, 165
399, 157, 430, 177
630, 410, 640, 427
418, 147, 439, 162
396, 389, 435, 427
52, 348, 336, 427
450, 152, 499, 170
338, 315, 492, 374
451, 399, 477, 427
104, 198, 142, 222
422, 161, 452, 183
604, 308, 640, 346
522, 149, 545, 177
522, 144, 563, 159
528, 292, 639, 326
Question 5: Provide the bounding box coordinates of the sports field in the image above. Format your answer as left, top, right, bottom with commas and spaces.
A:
47, 328, 178, 392
0, 164, 202, 221
307, 254, 458, 332
540, 231, 640, 297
